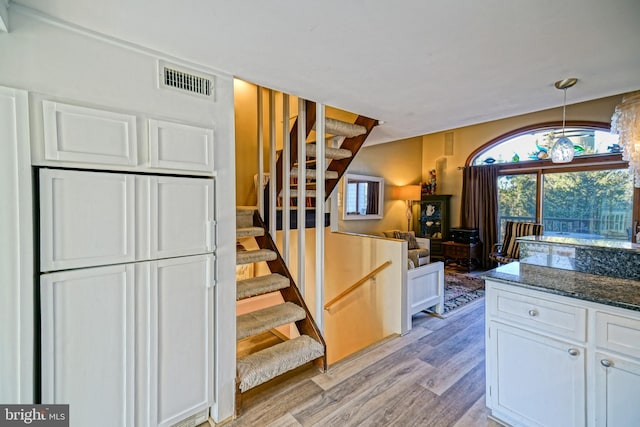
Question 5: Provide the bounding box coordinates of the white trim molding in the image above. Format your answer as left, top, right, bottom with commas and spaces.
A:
0, 86, 33, 403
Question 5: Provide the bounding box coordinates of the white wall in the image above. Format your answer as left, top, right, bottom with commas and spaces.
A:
0, 7, 236, 422
0, 0, 8, 32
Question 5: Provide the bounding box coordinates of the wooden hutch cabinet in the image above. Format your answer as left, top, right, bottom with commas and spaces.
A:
419, 194, 451, 260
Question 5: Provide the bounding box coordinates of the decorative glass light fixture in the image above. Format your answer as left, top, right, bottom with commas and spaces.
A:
611, 91, 640, 188
551, 78, 578, 163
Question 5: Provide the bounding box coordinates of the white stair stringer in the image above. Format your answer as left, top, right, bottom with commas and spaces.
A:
237, 302, 306, 340
237, 335, 324, 392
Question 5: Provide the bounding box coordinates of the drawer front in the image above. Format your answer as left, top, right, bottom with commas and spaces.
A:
489, 287, 587, 341
445, 244, 467, 258
451, 246, 467, 258
596, 311, 640, 359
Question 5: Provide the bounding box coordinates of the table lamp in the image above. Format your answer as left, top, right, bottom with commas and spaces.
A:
393, 185, 421, 231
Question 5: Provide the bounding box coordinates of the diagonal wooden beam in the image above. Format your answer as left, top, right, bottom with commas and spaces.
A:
324, 115, 378, 199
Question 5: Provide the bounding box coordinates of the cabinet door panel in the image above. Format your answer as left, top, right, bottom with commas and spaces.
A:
595, 311, 640, 359
41, 265, 136, 427
150, 255, 214, 427
149, 119, 214, 173
489, 323, 586, 427
40, 169, 136, 271
150, 176, 214, 259
595, 352, 640, 426
43, 100, 137, 166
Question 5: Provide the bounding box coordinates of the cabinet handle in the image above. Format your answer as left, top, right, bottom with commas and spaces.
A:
567, 348, 579, 356
600, 359, 612, 368
528, 309, 538, 317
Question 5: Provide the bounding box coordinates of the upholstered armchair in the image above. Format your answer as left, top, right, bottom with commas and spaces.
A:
489, 221, 544, 265
382, 230, 430, 268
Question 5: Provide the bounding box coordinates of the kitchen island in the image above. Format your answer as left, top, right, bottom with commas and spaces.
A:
483, 236, 640, 427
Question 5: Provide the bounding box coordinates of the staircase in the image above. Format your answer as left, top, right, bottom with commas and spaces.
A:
235, 207, 326, 413
266, 101, 378, 227
235, 106, 378, 413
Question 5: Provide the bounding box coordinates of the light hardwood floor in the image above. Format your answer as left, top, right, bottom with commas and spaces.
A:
223, 297, 503, 427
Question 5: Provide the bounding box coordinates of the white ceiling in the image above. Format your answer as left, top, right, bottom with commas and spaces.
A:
13, 0, 640, 144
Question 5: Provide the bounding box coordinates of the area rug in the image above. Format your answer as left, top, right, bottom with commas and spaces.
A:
434, 271, 485, 316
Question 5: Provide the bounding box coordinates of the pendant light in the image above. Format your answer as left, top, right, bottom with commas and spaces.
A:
551, 78, 578, 163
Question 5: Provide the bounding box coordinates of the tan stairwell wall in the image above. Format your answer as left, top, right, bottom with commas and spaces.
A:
276, 229, 405, 364
234, 79, 361, 207
336, 136, 424, 236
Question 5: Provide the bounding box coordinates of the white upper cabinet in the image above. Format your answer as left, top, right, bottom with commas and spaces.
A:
43, 100, 138, 166
37, 100, 216, 175
40, 169, 215, 272
40, 169, 136, 272
149, 119, 214, 173
150, 176, 215, 259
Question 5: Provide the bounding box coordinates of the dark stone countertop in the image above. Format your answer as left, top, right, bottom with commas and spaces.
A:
518, 235, 640, 252
482, 262, 640, 312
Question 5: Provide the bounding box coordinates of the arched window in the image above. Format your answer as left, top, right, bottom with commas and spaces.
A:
471, 123, 620, 165
467, 122, 635, 241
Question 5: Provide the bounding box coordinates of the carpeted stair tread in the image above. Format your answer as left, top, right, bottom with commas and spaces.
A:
237, 226, 264, 239
236, 206, 256, 215
236, 207, 256, 228
237, 302, 306, 340
305, 144, 352, 160
237, 335, 324, 392
280, 189, 317, 198
237, 248, 277, 265
237, 273, 290, 300
290, 167, 338, 180
317, 118, 367, 138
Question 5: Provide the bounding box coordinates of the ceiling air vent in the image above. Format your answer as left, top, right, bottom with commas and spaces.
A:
158, 60, 214, 99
